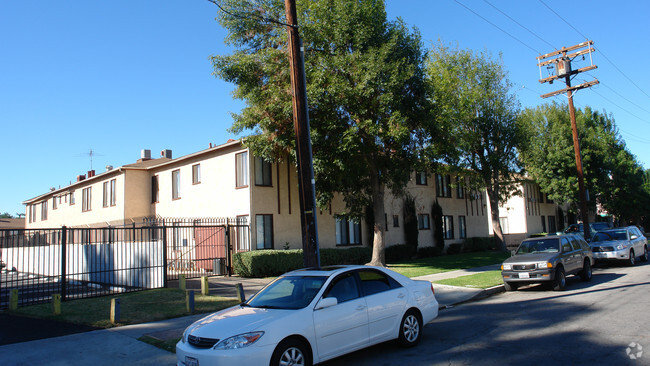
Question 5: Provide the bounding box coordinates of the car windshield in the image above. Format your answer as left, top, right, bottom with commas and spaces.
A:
592, 230, 627, 242
516, 238, 560, 254
245, 275, 327, 310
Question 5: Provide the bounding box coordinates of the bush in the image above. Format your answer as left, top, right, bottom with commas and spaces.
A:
232, 247, 372, 278
417, 246, 443, 258
385, 244, 417, 262
461, 237, 498, 252
446, 243, 463, 255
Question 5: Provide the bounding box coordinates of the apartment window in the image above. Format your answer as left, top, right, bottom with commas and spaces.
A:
255, 157, 272, 186
172, 170, 181, 200
236, 215, 250, 252
418, 214, 430, 230
499, 217, 509, 234
103, 181, 109, 207
41, 201, 48, 221
436, 174, 452, 198
393, 215, 399, 228
236, 152, 249, 188
443, 215, 454, 239
456, 176, 465, 198
82, 187, 92, 212
70, 192, 75, 205
336, 217, 361, 246
152, 176, 159, 203
256, 214, 273, 249
415, 171, 427, 185
192, 164, 201, 184
541, 216, 547, 233
110, 179, 116, 206
28, 205, 34, 223
548, 216, 557, 233
53, 197, 58, 210
459, 216, 467, 239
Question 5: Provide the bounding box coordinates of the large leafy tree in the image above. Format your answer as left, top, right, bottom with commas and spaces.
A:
212, 0, 434, 265
517, 103, 650, 224
425, 43, 521, 251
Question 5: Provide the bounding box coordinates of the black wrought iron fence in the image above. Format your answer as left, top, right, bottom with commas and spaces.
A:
0, 218, 250, 309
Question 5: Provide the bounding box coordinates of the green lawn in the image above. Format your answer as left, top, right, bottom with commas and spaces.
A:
388, 251, 509, 278
14, 288, 239, 328
434, 270, 503, 288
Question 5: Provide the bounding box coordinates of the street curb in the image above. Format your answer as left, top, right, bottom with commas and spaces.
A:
439, 284, 505, 310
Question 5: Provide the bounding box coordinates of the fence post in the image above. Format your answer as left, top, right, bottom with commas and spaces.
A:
179, 274, 186, 291
162, 224, 168, 288
225, 222, 232, 276
61, 226, 67, 301
186, 290, 195, 313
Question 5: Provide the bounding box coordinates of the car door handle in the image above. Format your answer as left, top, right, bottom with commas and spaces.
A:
398, 293, 405, 299
356, 305, 367, 311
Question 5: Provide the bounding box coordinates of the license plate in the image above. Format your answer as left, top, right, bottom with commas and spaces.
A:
519, 272, 530, 279
185, 357, 199, 366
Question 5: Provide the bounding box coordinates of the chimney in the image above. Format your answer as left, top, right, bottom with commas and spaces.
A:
87, 170, 95, 178
141, 149, 152, 161
161, 149, 172, 159
77, 174, 86, 182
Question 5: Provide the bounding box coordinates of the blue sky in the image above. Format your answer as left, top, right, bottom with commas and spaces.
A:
2, 0, 649, 216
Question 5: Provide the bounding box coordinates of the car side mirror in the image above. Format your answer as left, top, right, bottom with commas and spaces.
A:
314, 297, 338, 310
631, 235, 638, 240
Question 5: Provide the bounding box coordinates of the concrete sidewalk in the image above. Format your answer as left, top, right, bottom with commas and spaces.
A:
0, 265, 504, 365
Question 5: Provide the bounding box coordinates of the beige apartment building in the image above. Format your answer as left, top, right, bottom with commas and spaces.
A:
23, 140, 557, 251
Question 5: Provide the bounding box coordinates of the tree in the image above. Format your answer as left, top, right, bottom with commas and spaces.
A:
425, 43, 521, 251
402, 194, 418, 251
212, 0, 433, 266
0, 212, 14, 219
431, 199, 444, 249
517, 103, 650, 224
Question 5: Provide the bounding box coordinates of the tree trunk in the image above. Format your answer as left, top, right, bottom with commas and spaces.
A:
367, 173, 386, 267
486, 184, 507, 252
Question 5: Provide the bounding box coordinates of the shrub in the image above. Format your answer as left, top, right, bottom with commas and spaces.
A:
232, 247, 372, 278
446, 243, 463, 255
461, 237, 498, 252
417, 246, 443, 258
431, 199, 444, 249
403, 194, 418, 250
385, 244, 417, 262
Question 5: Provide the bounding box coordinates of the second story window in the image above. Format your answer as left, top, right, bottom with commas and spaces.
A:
456, 176, 465, 198
436, 174, 452, 198
41, 201, 48, 221
82, 187, 92, 212
236, 152, 249, 188
152, 176, 159, 203
255, 157, 272, 186
192, 164, 201, 184
110, 179, 116, 206
415, 171, 427, 185
172, 170, 181, 200
418, 214, 430, 230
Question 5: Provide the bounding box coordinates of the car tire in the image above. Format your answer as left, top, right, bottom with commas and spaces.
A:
397, 309, 422, 347
627, 249, 636, 267
552, 267, 566, 291
579, 260, 592, 281
270, 338, 311, 366
641, 246, 648, 262
503, 281, 518, 291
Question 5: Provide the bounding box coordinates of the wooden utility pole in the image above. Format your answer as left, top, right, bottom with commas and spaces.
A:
537, 41, 599, 241
284, 0, 320, 268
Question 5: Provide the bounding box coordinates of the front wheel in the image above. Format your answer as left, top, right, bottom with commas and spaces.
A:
579, 260, 592, 281
270, 338, 311, 366
552, 267, 566, 291
397, 310, 422, 347
504, 281, 518, 291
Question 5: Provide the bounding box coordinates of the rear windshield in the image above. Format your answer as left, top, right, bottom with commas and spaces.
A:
517, 238, 560, 254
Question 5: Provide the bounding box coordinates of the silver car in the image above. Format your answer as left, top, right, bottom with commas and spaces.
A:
590, 226, 649, 266
501, 234, 594, 291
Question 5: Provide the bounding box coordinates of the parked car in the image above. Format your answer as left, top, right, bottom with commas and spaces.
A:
590, 226, 648, 266
501, 234, 594, 291
563, 222, 611, 240
176, 265, 439, 366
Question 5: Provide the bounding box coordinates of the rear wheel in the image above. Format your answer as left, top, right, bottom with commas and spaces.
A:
397, 310, 422, 347
627, 249, 636, 267
641, 246, 648, 262
270, 338, 311, 366
503, 281, 518, 291
579, 260, 592, 281
552, 267, 566, 291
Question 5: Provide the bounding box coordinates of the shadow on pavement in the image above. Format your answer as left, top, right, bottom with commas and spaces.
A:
0, 313, 100, 346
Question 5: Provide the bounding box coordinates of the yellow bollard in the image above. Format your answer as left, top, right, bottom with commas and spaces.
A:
52, 294, 62, 315
236, 283, 246, 303
179, 274, 186, 291
201, 276, 209, 296
110, 298, 121, 324
9, 289, 18, 311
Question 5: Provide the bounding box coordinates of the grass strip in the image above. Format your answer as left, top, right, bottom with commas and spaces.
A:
388, 251, 509, 278
434, 270, 503, 289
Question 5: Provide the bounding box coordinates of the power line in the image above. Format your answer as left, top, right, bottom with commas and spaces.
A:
205, 0, 294, 28
589, 87, 650, 126
587, 73, 650, 115
452, 0, 541, 54
483, 0, 557, 51
537, 0, 588, 40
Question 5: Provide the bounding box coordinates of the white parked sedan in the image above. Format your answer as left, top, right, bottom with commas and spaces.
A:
176, 265, 439, 366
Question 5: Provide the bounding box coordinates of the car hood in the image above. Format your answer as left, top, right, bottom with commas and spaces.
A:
591, 239, 627, 247
187, 305, 293, 339
503, 253, 556, 263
